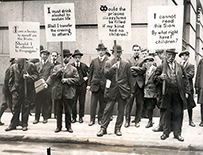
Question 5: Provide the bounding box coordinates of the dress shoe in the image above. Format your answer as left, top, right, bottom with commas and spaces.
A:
152, 126, 163, 132
55, 128, 62, 133
71, 119, 76, 123
79, 118, 83, 123
135, 123, 140, 128
145, 121, 153, 128
67, 128, 73, 133
160, 134, 169, 140
0, 121, 4, 126
174, 135, 184, 142
115, 129, 122, 136
43, 119, 48, 124
189, 121, 195, 127
88, 121, 95, 126
5, 126, 16, 131
199, 121, 203, 127
97, 128, 107, 137
22, 127, 28, 131
124, 122, 130, 128
33, 120, 39, 124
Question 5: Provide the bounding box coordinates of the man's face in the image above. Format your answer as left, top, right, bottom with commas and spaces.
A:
132, 46, 140, 58
74, 55, 82, 62
113, 51, 122, 61
63, 56, 71, 64
181, 54, 189, 61
166, 53, 176, 63
157, 52, 165, 61
51, 52, 58, 61
98, 49, 106, 57
141, 50, 149, 58
41, 53, 49, 61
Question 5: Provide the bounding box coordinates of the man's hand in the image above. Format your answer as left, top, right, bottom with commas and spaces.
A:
86, 86, 91, 91
159, 73, 168, 80
23, 72, 30, 79
185, 93, 189, 99
43, 83, 48, 89
61, 78, 68, 84
83, 77, 88, 81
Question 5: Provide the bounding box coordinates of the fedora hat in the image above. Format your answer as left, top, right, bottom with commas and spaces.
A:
110, 45, 123, 53
155, 49, 164, 54
166, 48, 178, 54
63, 49, 72, 57
179, 50, 190, 57
72, 50, 83, 57
143, 56, 154, 62
40, 49, 50, 55
96, 43, 107, 50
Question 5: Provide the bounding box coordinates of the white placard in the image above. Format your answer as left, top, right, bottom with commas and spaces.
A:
9, 22, 40, 58
97, 0, 131, 40
44, 3, 76, 42
148, 6, 184, 50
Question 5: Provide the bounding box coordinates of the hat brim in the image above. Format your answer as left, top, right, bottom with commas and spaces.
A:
72, 53, 83, 57
40, 51, 50, 55
110, 49, 123, 52
179, 52, 189, 57
63, 54, 72, 57
96, 47, 107, 50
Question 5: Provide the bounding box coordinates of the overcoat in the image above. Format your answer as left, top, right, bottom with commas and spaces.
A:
195, 58, 203, 104
153, 61, 191, 109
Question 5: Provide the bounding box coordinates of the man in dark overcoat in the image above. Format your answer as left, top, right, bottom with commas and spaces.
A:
179, 50, 196, 127
87, 43, 108, 126
124, 44, 146, 128
97, 44, 134, 137
48, 49, 79, 133
195, 55, 203, 127
33, 50, 54, 124
71, 50, 89, 123
0, 58, 16, 125
5, 58, 38, 131
153, 49, 190, 142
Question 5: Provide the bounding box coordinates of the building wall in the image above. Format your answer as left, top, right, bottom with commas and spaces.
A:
0, 0, 197, 115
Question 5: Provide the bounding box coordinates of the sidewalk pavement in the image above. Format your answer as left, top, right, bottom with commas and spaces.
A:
0, 105, 202, 152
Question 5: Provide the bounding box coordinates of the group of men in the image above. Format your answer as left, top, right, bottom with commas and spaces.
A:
0, 43, 202, 142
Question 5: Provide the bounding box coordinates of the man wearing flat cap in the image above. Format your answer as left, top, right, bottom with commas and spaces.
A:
153, 48, 190, 142
179, 50, 196, 127
87, 43, 108, 126
71, 50, 89, 124
48, 49, 79, 133
97, 44, 134, 137
33, 49, 54, 124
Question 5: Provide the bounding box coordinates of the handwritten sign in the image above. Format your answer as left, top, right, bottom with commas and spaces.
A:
44, 3, 76, 42
9, 22, 40, 58
148, 6, 183, 50
97, 0, 131, 40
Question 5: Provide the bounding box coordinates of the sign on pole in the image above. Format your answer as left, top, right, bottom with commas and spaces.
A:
44, 3, 76, 42
148, 5, 184, 50
9, 22, 40, 58
97, 0, 131, 40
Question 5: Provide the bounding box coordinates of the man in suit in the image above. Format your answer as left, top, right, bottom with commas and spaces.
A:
179, 50, 196, 127
5, 58, 38, 131
124, 44, 146, 128
0, 58, 16, 125
50, 51, 60, 119
87, 43, 108, 126
153, 49, 190, 142
71, 50, 89, 123
48, 49, 79, 133
33, 50, 54, 124
97, 44, 134, 137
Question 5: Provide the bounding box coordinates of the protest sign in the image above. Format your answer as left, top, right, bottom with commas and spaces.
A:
44, 3, 76, 42
97, 0, 131, 40
9, 22, 40, 58
148, 5, 183, 50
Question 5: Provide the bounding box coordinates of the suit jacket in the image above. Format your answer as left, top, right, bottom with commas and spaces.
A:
8, 61, 38, 101
104, 58, 134, 100
35, 60, 54, 82
153, 61, 190, 109
71, 61, 89, 85
183, 62, 196, 109
195, 58, 203, 104
144, 65, 157, 98
50, 63, 79, 100
127, 56, 146, 89
88, 56, 108, 92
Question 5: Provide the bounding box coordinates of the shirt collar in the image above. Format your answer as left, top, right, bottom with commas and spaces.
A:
99, 55, 106, 61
